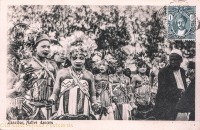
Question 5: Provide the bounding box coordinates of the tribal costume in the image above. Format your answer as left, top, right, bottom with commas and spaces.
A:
7, 34, 58, 120
132, 74, 153, 119
49, 67, 97, 120
49, 31, 98, 120
21, 57, 57, 120
111, 74, 132, 120
95, 74, 114, 120
134, 74, 151, 106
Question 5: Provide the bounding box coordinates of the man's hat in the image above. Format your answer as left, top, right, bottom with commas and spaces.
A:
170, 49, 183, 58
34, 34, 50, 48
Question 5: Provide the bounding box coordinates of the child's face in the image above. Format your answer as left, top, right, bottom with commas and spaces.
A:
99, 64, 108, 73
54, 49, 66, 63
177, 18, 186, 30
70, 53, 85, 70
138, 65, 147, 74
36, 40, 50, 58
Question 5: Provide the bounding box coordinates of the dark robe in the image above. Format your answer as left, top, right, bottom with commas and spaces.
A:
176, 78, 195, 120
154, 65, 187, 120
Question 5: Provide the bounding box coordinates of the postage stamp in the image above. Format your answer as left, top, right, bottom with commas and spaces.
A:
168, 6, 196, 40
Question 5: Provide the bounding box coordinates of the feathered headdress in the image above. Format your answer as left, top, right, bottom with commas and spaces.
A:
60, 31, 97, 59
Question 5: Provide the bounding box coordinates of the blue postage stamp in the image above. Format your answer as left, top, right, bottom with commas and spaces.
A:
168, 6, 196, 40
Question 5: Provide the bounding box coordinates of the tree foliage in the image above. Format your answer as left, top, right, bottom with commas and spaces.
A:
8, 5, 195, 67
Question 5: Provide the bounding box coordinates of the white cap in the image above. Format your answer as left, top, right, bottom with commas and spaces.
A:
170, 49, 183, 58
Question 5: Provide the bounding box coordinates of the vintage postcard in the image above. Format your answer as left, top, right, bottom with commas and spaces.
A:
0, 0, 200, 130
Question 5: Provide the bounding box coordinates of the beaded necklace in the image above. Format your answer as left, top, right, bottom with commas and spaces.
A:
71, 67, 84, 79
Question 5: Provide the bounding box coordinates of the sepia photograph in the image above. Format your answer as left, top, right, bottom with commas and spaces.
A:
6, 4, 196, 121
0, 0, 200, 130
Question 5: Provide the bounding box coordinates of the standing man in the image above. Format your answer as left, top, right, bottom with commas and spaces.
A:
154, 49, 187, 120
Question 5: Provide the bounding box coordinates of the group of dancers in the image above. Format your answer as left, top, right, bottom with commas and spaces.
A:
7, 33, 164, 120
